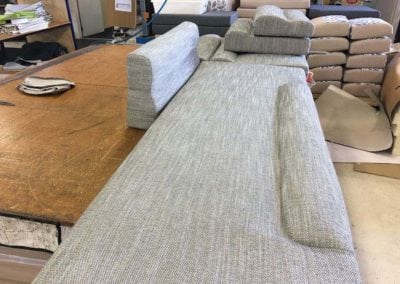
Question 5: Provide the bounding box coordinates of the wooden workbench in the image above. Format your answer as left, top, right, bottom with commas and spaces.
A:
0, 44, 144, 226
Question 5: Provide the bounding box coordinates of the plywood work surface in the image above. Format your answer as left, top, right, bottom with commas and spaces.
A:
0, 44, 144, 225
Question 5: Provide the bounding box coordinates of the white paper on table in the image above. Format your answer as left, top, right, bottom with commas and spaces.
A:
115, 0, 132, 12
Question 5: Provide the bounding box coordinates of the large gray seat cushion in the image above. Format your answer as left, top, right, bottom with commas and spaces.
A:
224, 19, 310, 55
127, 22, 200, 129
253, 5, 314, 37
34, 62, 360, 283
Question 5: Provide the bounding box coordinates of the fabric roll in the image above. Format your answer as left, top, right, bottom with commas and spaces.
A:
311, 15, 350, 38
307, 52, 346, 68
310, 37, 350, 52
343, 68, 384, 84
311, 66, 343, 81
349, 37, 391, 54
349, 18, 393, 40
342, 83, 381, 97
197, 34, 222, 61
311, 81, 342, 94
224, 19, 310, 55
253, 5, 313, 37
346, 54, 387, 69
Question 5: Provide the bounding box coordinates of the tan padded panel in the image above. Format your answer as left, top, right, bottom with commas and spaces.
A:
239, 0, 310, 9
346, 54, 387, 69
311, 81, 342, 94
342, 83, 381, 97
311, 66, 343, 81
310, 37, 349, 52
350, 18, 393, 40
311, 16, 350, 38
343, 68, 384, 84
307, 52, 346, 68
349, 38, 391, 54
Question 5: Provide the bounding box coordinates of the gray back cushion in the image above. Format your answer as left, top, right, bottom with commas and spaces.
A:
127, 21, 200, 129
253, 5, 314, 37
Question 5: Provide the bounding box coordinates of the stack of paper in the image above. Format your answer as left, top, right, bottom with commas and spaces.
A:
11, 17, 49, 34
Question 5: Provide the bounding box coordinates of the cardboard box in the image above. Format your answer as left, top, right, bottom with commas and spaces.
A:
103, 0, 137, 28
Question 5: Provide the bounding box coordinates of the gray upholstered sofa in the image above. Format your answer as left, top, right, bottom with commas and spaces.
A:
34, 22, 361, 283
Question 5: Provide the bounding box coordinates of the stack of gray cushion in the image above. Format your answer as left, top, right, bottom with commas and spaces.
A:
224, 5, 314, 55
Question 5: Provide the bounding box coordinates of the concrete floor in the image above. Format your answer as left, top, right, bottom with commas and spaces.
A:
336, 163, 400, 284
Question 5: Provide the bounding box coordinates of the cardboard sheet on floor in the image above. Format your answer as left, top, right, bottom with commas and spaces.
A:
316, 85, 393, 152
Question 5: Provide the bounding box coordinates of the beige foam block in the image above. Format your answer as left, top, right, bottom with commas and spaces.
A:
311, 15, 350, 37
236, 7, 306, 18
311, 81, 342, 94
343, 68, 384, 84
311, 66, 343, 81
350, 18, 393, 40
349, 38, 391, 55
316, 85, 393, 152
310, 37, 349, 52
342, 83, 381, 97
307, 52, 346, 68
239, 0, 310, 9
346, 54, 387, 69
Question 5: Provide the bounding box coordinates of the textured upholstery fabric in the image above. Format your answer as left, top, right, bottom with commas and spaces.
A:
307, 52, 346, 68
343, 68, 384, 84
310, 37, 349, 52
311, 16, 350, 37
311, 80, 342, 94
224, 19, 310, 55
153, 24, 229, 36
153, 11, 238, 26
34, 62, 360, 283
210, 40, 237, 62
311, 66, 343, 81
349, 37, 391, 54
240, 0, 310, 9
207, 0, 239, 11
197, 34, 222, 61
349, 18, 393, 40
342, 83, 381, 97
237, 7, 306, 18
253, 5, 313, 37
346, 54, 387, 69
126, 22, 200, 129
236, 53, 308, 73
308, 4, 381, 20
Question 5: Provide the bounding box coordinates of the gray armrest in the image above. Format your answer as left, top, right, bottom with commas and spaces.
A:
127, 22, 200, 129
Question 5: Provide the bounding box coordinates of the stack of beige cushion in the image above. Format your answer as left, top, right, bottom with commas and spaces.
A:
344, 18, 393, 97
237, 0, 309, 18
309, 15, 350, 97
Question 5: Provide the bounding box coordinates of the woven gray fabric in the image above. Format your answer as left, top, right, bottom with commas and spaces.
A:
236, 53, 309, 73
126, 22, 200, 129
210, 39, 238, 62
224, 19, 310, 55
253, 5, 313, 37
34, 62, 360, 283
307, 52, 346, 68
197, 34, 222, 61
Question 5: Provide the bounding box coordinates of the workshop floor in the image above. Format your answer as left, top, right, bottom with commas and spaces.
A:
335, 163, 400, 284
